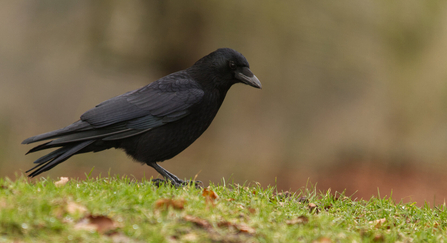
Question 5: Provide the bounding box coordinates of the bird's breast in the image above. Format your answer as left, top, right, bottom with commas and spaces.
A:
119, 91, 224, 164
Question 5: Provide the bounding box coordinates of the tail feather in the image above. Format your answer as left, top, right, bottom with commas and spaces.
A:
26, 140, 94, 177
22, 120, 91, 144
25, 141, 53, 154
32, 147, 70, 164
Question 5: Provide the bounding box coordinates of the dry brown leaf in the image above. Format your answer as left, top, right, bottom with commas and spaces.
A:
217, 220, 255, 234
217, 221, 232, 228
202, 188, 219, 206
286, 215, 309, 225
54, 177, 69, 187
236, 223, 255, 234
155, 198, 186, 210
369, 218, 386, 228
66, 202, 87, 215
308, 203, 320, 214
247, 207, 256, 214
373, 234, 385, 242
74, 219, 97, 232
74, 215, 118, 234
184, 215, 211, 229
182, 233, 198, 242
313, 237, 332, 243
109, 232, 133, 243
308, 203, 317, 208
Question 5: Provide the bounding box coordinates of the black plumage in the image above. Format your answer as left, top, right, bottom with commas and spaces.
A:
22, 48, 261, 185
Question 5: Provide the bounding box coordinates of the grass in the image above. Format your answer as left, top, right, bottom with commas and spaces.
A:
0, 175, 446, 243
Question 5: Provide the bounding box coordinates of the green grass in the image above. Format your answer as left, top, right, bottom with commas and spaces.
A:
0, 175, 446, 243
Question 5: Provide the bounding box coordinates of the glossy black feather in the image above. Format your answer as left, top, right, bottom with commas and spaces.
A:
27, 141, 94, 177
22, 48, 261, 182
80, 73, 204, 128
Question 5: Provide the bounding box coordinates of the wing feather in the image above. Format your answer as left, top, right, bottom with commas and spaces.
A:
80, 71, 204, 128
22, 71, 204, 147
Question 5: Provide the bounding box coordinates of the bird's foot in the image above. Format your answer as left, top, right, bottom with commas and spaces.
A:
180, 180, 203, 189
150, 178, 202, 188
150, 178, 169, 187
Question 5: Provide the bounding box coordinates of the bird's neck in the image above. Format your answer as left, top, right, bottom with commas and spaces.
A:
186, 67, 234, 93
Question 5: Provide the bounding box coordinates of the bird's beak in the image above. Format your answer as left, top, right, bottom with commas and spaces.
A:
235, 67, 262, 89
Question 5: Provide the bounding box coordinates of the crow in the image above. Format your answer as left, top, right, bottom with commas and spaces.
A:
22, 48, 261, 186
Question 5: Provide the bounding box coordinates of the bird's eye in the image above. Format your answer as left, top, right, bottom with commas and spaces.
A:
229, 61, 237, 70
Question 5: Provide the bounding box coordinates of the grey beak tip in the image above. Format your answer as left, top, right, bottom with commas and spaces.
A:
252, 75, 262, 89
236, 69, 262, 89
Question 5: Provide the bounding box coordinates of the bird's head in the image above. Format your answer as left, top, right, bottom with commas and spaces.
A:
189, 48, 262, 90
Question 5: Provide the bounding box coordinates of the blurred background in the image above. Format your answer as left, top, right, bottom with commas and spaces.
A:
2, 1, 447, 205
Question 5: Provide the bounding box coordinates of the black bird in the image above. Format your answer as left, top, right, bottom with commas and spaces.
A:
22, 48, 261, 186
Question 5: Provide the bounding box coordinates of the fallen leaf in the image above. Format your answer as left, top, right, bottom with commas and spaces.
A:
217, 221, 232, 228
217, 220, 255, 234
182, 233, 198, 242
74, 220, 97, 232
184, 215, 211, 229
369, 218, 386, 228
286, 215, 309, 225
373, 233, 385, 242
308, 203, 320, 214
74, 215, 117, 234
109, 232, 133, 243
313, 237, 332, 243
202, 188, 219, 206
308, 203, 317, 208
55, 177, 69, 187
247, 207, 256, 214
66, 202, 87, 216
155, 198, 186, 210
236, 223, 255, 234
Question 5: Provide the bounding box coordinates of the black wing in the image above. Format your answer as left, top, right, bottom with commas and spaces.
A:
81, 72, 204, 128
22, 71, 204, 146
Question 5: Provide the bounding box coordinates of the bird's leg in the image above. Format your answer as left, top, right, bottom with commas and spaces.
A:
149, 163, 183, 186
149, 163, 202, 188
163, 168, 185, 184
162, 167, 202, 187
163, 168, 203, 188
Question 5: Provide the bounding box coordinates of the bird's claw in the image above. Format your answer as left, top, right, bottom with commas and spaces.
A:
150, 178, 168, 187
150, 178, 202, 188
180, 180, 203, 189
